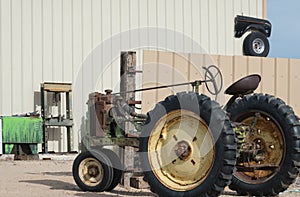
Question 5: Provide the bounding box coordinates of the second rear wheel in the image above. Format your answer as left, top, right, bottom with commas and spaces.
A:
227, 94, 300, 196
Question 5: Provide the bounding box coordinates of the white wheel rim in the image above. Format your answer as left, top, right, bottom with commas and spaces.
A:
252, 38, 265, 54
78, 157, 104, 187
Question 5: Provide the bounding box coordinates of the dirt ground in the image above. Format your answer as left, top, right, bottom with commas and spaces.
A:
0, 159, 299, 197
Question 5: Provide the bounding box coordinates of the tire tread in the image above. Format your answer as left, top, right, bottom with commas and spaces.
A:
227, 93, 300, 196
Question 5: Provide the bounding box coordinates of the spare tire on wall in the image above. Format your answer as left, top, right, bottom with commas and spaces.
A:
243, 32, 270, 57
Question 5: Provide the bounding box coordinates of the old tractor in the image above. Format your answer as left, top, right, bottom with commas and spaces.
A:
72, 65, 300, 196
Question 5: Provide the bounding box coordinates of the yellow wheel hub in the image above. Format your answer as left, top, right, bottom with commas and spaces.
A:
79, 157, 104, 187
148, 109, 215, 191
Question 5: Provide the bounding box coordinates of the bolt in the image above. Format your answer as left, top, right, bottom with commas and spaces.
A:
191, 159, 196, 165
258, 129, 261, 134
173, 135, 178, 141
105, 89, 112, 95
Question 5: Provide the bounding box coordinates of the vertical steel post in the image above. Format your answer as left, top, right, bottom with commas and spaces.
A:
119, 51, 136, 187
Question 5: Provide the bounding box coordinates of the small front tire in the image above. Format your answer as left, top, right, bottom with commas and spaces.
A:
72, 150, 113, 192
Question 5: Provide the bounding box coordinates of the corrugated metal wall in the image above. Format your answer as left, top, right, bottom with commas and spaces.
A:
0, 0, 265, 152
142, 50, 300, 117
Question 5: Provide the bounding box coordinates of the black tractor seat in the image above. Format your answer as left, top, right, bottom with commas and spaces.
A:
225, 74, 261, 96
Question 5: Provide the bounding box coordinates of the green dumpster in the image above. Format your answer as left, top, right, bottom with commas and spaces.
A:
1, 117, 43, 154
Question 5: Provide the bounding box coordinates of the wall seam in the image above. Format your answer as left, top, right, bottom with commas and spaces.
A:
216, 0, 219, 55
21, 0, 24, 112
110, 0, 112, 88
31, 0, 34, 93
71, 0, 74, 84
199, 0, 202, 52
138, 0, 141, 50
0, 0, 2, 114
61, 0, 64, 81
147, 0, 149, 48
246, 56, 249, 74
129, 0, 131, 49
224, 0, 227, 55
100, 0, 103, 90
173, 0, 175, 51
274, 58, 277, 95
51, 0, 54, 80
263, 0, 267, 18
41, 0, 44, 81
287, 59, 291, 104
156, 0, 158, 51
91, 0, 93, 87
190, 0, 194, 52
232, 56, 236, 81
80, 0, 84, 95
182, 0, 184, 51
207, 0, 210, 53
258, 57, 261, 91
164, 0, 167, 50
10, 0, 13, 114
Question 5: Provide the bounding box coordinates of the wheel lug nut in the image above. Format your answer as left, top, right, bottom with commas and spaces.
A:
257, 129, 261, 134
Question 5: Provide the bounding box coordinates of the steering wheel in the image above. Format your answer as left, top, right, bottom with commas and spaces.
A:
203, 65, 223, 96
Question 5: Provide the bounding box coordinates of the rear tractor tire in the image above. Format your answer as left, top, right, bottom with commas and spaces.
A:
227, 94, 300, 196
139, 92, 237, 197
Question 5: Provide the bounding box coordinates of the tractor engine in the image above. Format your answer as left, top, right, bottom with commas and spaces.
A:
87, 89, 147, 138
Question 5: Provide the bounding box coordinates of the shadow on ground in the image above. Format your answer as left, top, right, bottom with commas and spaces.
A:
19, 179, 155, 197
42, 171, 73, 176
19, 179, 79, 191
109, 190, 155, 197
26, 171, 72, 177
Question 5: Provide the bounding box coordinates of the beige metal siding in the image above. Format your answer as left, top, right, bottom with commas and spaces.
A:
0, 0, 266, 152
0, 0, 266, 114
142, 51, 300, 116
289, 59, 300, 112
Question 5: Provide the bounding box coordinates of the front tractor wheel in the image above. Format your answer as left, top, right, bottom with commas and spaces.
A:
72, 150, 113, 192
227, 94, 300, 196
140, 92, 237, 197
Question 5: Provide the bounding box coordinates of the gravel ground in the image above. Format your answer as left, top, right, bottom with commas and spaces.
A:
0, 159, 299, 197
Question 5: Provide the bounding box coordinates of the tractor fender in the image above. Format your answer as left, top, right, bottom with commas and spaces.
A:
244, 24, 271, 37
